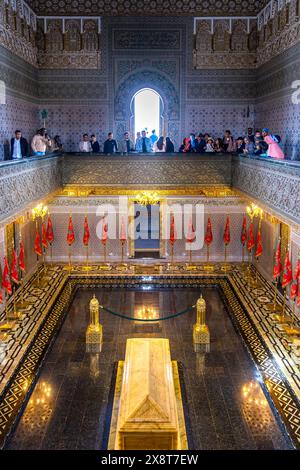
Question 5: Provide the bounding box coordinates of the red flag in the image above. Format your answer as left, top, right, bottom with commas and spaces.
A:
19, 240, 25, 273
247, 222, 255, 252
2, 257, 12, 295
42, 222, 48, 249
169, 213, 177, 246
273, 238, 282, 280
255, 228, 263, 258
282, 250, 293, 289
291, 258, 300, 300
186, 216, 196, 244
34, 228, 42, 257
223, 216, 230, 245
241, 215, 247, 246
83, 216, 90, 246
120, 217, 127, 244
11, 250, 19, 284
67, 215, 75, 246
0, 262, 3, 304
46, 215, 54, 244
205, 217, 213, 246
101, 218, 108, 246
290, 279, 299, 301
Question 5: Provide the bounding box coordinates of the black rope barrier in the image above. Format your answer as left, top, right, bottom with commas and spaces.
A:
99, 304, 196, 322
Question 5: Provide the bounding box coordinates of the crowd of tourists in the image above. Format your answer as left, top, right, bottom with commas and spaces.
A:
7, 126, 284, 160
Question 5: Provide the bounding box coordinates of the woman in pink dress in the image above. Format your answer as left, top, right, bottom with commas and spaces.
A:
262, 128, 284, 159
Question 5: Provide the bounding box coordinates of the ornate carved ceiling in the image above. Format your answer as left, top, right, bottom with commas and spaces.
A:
26, 0, 267, 17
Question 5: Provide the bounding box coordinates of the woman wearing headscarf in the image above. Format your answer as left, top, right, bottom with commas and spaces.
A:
262, 128, 284, 159
153, 136, 166, 152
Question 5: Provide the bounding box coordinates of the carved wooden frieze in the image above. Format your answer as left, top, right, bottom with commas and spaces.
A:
0, 3, 37, 66
193, 1, 300, 69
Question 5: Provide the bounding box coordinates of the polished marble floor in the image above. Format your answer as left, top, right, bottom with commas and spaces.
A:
6, 287, 292, 450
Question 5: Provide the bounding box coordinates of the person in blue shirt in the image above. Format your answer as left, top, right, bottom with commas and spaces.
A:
150, 129, 158, 148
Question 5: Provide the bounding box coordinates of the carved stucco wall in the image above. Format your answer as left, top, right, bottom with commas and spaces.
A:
232, 156, 300, 224
0, 156, 63, 223
62, 154, 232, 186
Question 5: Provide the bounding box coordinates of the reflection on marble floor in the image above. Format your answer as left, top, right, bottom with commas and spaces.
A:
6, 288, 292, 450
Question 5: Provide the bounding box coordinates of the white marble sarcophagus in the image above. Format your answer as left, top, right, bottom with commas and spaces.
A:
114, 338, 181, 450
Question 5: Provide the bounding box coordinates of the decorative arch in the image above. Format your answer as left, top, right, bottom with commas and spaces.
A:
114, 70, 180, 145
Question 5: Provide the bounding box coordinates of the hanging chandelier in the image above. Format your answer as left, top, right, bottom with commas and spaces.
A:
135, 191, 160, 206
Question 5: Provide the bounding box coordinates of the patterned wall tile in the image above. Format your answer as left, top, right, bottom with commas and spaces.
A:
185, 104, 255, 139
45, 105, 109, 152
0, 96, 39, 160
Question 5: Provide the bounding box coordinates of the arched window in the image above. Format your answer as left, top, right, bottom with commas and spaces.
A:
132, 88, 162, 138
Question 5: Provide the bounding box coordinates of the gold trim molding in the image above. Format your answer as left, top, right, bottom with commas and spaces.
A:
58, 185, 238, 198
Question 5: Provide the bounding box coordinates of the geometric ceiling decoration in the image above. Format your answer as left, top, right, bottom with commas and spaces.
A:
26, 0, 267, 17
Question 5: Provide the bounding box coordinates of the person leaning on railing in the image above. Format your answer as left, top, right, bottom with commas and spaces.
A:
119, 131, 134, 154
10, 130, 29, 160
31, 128, 52, 156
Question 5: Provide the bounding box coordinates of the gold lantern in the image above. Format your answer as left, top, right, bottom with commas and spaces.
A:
193, 295, 210, 352
86, 295, 103, 353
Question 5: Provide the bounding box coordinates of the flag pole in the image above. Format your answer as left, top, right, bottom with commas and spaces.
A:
42, 218, 46, 275
255, 256, 259, 285
19, 223, 24, 305
35, 220, 40, 286
272, 279, 278, 311
5, 290, 8, 323
68, 245, 72, 271
171, 244, 174, 265
291, 301, 296, 330
207, 244, 209, 262
281, 287, 287, 321
12, 284, 18, 319
20, 270, 24, 305
104, 244, 106, 264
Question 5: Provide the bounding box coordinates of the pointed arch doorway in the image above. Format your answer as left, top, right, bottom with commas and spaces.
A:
131, 88, 164, 139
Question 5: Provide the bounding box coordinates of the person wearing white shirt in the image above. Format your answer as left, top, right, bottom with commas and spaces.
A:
79, 134, 92, 153
10, 130, 28, 159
